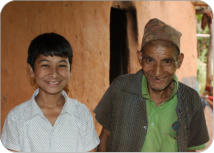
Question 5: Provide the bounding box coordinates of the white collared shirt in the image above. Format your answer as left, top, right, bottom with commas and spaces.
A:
1, 89, 100, 152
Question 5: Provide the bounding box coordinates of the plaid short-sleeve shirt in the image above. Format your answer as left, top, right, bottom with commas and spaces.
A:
94, 70, 209, 151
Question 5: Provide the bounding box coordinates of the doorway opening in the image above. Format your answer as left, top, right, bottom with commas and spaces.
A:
110, 7, 129, 84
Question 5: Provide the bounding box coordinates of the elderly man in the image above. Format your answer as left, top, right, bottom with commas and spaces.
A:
94, 18, 209, 152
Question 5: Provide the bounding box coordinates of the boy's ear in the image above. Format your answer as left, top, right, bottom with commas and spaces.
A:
28, 64, 35, 78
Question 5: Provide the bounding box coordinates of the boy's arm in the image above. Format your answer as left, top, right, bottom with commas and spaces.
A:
97, 127, 110, 152
89, 148, 97, 152
8, 149, 18, 152
82, 106, 100, 152
1, 112, 21, 152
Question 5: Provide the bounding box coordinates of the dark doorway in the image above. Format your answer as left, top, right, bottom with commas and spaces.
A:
110, 8, 129, 84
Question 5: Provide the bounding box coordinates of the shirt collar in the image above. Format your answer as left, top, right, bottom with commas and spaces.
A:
142, 75, 178, 100
31, 89, 71, 117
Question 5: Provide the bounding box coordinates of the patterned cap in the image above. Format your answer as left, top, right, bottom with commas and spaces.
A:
141, 18, 182, 51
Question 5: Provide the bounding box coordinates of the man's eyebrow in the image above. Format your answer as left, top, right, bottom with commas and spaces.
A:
142, 55, 153, 59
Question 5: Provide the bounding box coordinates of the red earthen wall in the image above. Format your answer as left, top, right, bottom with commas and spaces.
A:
1, 1, 197, 136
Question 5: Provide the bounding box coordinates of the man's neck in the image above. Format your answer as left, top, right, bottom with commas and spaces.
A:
148, 81, 175, 106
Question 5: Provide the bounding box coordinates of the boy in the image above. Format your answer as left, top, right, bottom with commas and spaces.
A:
1, 33, 100, 152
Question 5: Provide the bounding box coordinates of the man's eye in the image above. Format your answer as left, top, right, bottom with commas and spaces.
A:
144, 57, 153, 63
163, 59, 174, 64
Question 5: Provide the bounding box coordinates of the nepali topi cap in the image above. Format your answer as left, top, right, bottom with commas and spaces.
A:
141, 18, 182, 52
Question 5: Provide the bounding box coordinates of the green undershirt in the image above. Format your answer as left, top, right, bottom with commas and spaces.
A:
141, 75, 205, 152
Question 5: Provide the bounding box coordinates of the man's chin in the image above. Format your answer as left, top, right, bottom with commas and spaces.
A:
148, 82, 168, 92
150, 86, 166, 92
149, 80, 174, 92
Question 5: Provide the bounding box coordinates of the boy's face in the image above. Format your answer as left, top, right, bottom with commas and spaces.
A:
29, 55, 71, 95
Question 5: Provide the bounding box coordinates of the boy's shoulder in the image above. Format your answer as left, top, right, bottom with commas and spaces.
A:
66, 97, 91, 116
65, 98, 94, 129
6, 96, 92, 123
6, 98, 33, 121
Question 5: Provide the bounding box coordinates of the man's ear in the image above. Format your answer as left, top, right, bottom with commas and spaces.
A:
177, 53, 184, 68
137, 50, 143, 66
28, 64, 35, 78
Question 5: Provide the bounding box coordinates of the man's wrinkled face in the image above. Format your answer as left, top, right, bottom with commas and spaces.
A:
138, 40, 183, 92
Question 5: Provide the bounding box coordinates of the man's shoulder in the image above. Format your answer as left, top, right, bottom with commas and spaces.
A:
111, 70, 142, 88
178, 82, 200, 97
115, 71, 141, 81
177, 82, 202, 111
106, 70, 143, 96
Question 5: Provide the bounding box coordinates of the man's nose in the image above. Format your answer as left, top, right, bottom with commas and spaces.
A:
153, 64, 163, 76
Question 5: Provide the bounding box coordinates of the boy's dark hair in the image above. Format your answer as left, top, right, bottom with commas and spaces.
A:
27, 32, 73, 70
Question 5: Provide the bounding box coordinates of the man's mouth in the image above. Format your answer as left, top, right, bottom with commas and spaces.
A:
151, 77, 167, 83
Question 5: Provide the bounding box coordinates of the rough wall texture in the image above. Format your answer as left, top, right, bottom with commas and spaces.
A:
1, 1, 197, 136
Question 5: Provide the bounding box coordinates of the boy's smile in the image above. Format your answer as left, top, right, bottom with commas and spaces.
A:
30, 55, 71, 95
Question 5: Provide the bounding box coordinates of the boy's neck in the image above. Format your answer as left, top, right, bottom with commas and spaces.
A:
35, 91, 65, 109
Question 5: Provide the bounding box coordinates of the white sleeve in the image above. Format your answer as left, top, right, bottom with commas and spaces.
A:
82, 106, 100, 152
1, 112, 20, 151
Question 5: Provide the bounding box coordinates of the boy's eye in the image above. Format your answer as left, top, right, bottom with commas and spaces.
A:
58, 64, 67, 68
41, 64, 49, 67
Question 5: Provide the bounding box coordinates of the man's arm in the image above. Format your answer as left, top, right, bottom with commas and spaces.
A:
187, 91, 209, 149
97, 127, 110, 152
